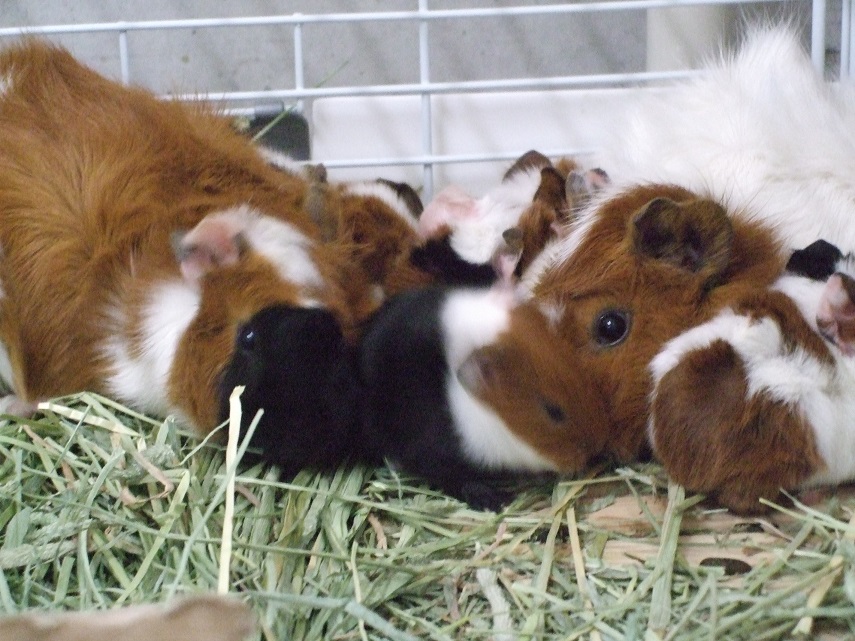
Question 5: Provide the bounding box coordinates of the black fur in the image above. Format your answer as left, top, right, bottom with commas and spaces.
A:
786, 239, 843, 280
357, 286, 520, 510
409, 237, 497, 287
218, 305, 360, 477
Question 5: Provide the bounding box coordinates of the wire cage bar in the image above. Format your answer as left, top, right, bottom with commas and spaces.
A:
0, 0, 841, 197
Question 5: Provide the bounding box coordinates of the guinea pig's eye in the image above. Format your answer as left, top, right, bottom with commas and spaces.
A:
541, 400, 566, 424
593, 310, 631, 347
237, 325, 257, 351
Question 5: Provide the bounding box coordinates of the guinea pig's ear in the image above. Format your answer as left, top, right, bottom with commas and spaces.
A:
417, 185, 478, 239
565, 168, 609, 214
503, 149, 551, 182
493, 228, 524, 285
173, 215, 249, 283
376, 178, 424, 219
303, 181, 339, 243
532, 166, 567, 213
630, 197, 733, 287
456, 344, 508, 399
817, 272, 855, 355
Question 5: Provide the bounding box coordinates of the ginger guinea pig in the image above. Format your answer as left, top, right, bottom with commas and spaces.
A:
0, 40, 371, 465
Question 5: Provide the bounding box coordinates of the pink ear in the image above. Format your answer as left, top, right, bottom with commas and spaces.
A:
491, 228, 523, 286
174, 213, 248, 282
817, 272, 855, 355
457, 345, 506, 397
418, 185, 478, 239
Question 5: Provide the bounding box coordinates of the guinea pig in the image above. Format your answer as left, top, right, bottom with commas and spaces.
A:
299, 170, 436, 297
0, 39, 374, 463
357, 234, 608, 509
649, 239, 855, 512
411, 150, 608, 286
785, 239, 855, 353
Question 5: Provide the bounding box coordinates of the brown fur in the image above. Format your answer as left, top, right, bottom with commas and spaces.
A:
335, 189, 432, 295
734, 290, 834, 365
522, 184, 785, 468
461, 303, 611, 470
502, 149, 553, 181
651, 337, 824, 513
0, 40, 373, 431
304, 178, 434, 297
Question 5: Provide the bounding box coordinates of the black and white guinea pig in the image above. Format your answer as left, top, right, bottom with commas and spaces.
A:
411, 150, 609, 287
786, 239, 855, 354
356, 240, 592, 510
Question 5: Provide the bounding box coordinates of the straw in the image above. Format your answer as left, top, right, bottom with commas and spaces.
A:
3, 394, 855, 639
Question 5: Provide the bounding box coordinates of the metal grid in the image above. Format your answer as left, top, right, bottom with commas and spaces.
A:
0, 1, 837, 197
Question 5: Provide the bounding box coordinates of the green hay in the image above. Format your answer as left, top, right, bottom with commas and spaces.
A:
2, 393, 855, 640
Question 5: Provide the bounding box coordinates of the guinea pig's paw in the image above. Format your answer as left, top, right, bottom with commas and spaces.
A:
418, 186, 478, 238
0, 394, 37, 418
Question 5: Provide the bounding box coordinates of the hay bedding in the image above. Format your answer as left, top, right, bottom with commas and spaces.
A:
2, 392, 855, 640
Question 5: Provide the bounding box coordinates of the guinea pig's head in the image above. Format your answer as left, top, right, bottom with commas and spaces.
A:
455, 301, 612, 472
217, 304, 359, 476
163, 204, 366, 441
489, 184, 786, 467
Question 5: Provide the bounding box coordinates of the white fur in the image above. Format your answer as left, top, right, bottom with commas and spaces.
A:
344, 181, 420, 231
0, 73, 11, 98
440, 287, 555, 470
771, 274, 825, 331
440, 288, 513, 370
648, 308, 750, 394
446, 378, 557, 471
0, 338, 15, 394
449, 167, 543, 265
209, 205, 324, 305
649, 277, 855, 487
103, 281, 200, 419
595, 26, 855, 254
256, 147, 306, 175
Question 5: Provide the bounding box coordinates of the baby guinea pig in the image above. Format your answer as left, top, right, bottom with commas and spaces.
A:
357, 235, 608, 509
217, 305, 360, 476
785, 239, 855, 354
649, 239, 855, 512
411, 150, 609, 287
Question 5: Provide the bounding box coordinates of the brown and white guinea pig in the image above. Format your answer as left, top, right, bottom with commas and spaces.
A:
517, 185, 786, 475
411, 150, 609, 287
648, 238, 855, 513
299, 171, 437, 297
356, 233, 608, 509
0, 40, 374, 458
